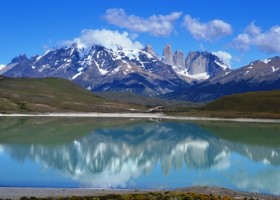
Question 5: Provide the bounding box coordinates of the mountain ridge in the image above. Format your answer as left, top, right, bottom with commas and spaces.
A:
1, 43, 279, 102
166, 56, 280, 102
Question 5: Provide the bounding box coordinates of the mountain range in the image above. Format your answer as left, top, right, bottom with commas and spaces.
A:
1, 43, 279, 102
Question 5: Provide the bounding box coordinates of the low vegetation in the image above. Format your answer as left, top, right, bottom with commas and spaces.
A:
0, 77, 144, 113
96, 91, 200, 110
167, 90, 280, 119
1, 76, 280, 119
204, 90, 280, 112
17, 192, 235, 200
202, 90, 280, 118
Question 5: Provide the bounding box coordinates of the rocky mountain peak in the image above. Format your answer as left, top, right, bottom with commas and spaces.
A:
173, 50, 185, 70
144, 45, 156, 56
185, 51, 228, 76
162, 44, 173, 65
4, 43, 279, 101
11, 54, 30, 63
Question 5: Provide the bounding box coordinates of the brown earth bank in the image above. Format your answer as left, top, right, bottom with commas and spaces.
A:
0, 186, 279, 200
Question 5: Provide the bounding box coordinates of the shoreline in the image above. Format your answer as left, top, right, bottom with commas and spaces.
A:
0, 186, 279, 199
1, 112, 280, 123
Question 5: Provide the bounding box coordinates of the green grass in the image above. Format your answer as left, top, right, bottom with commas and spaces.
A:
166, 90, 280, 119
203, 90, 280, 113
96, 91, 201, 110
1, 77, 280, 119
0, 77, 144, 113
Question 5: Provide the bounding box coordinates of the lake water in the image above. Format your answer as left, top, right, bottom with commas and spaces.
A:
0, 117, 280, 195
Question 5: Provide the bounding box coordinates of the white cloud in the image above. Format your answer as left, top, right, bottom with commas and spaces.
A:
245, 21, 261, 35
231, 22, 280, 53
183, 15, 233, 41
104, 8, 182, 36
0, 64, 6, 71
63, 29, 143, 50
212, 51, 232, 68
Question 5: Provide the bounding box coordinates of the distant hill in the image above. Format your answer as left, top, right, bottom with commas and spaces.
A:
0, 77, 143, 113
96, 91, 200, 110
202, 90, 280, 118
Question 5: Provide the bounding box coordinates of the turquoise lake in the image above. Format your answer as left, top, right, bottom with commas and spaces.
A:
0, 117, 280, 195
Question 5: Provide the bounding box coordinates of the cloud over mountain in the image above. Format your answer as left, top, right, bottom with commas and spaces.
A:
212, 51, 232, 68
104, 8, 182, 36
231, 22, 280, 53
183, 15, 232, 41
62, 29, 143, 50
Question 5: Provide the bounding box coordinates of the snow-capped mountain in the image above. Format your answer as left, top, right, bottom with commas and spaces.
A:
161, 45, 230, 82
166, 56, 280, 102
1, 44, 227, 96
2, 42, 279, 101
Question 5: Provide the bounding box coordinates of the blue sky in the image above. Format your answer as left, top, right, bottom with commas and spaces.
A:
1, 0, 280, 68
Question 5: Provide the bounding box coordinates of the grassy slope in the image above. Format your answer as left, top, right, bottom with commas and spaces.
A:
167, 90, 280, 119
96, 91, 201, 110
204, 90, 280, 112
202, 90, 280, 118
0, 77, 143, 113
1, 76, 279, 119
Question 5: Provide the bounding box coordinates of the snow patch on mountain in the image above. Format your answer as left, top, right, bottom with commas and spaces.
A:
0, 64, 6, 71
174, 67, 210, 80
121, 49, 140, 60
214, 60, 228, 70
72, 67, 85, 80
271, 66, 279, 72
72, 71, 83, 80
262, 59, 271, 64
224, 71, 231, 76
36, 50, 51, 62
112, 66, 122, 74
212, 51, 232, 68
93, 59, 108, 75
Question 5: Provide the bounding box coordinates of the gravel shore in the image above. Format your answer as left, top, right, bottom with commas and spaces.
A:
1, 112, 280, 123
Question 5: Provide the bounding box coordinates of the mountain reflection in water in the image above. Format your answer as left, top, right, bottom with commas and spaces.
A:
0, 117, 280, 194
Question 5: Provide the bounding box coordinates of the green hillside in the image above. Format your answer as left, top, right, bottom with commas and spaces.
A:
166, 90, 280, 119
201, 90, 280, 118
0, 76, 143, 113
96, 91, 200, 109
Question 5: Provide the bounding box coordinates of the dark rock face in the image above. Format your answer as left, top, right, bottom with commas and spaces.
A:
185, 51, 228, 76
